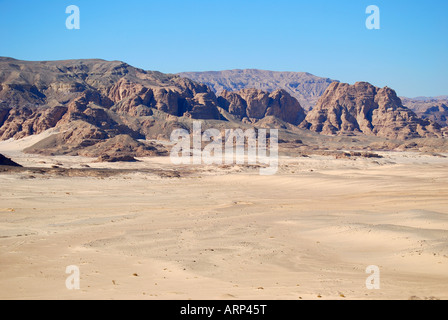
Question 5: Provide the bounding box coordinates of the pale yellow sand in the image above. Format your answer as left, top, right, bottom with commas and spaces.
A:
0, 140, 447, 299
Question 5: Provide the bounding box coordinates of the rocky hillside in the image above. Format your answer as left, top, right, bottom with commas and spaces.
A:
0, 57, 227, 159
401, 97, 448, 127
0, 58, 308, 159
301, 82, 442, 140
178, 69, 336, 110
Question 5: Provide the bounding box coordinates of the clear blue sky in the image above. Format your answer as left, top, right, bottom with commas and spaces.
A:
0, 0, 447, 97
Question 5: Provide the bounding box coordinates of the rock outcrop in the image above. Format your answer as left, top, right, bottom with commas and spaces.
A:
301, 82, 442, 139
401, 97, 448, 128
218, 88, 306, 125
421, 104, 448, 128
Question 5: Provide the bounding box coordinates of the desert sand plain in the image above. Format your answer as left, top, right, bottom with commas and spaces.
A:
0, 133, 448, 300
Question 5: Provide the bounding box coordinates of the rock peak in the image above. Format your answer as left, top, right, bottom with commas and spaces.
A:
301, 81, 441, 139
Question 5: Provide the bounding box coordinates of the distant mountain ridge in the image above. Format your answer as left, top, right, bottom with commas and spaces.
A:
404, 96, 448, 101
178, 69, 337, 111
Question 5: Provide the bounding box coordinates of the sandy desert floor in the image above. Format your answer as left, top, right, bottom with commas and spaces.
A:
0, 136, 448, 300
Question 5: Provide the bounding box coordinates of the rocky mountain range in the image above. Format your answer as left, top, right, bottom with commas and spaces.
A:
178, 70, 448, 130
178, 69, 336, 111
0, 57, 445, 161
0, 58, 307, 159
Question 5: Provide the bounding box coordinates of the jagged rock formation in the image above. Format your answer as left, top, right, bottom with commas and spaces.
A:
178, 69, 337, 110
420, 104, 448, 128
0, 58, 313, 157
301, 82, 442, 139
401, 97, 448, 128
0, 57, 222, 138
0, 58, 230, 157
218, 88, 306, 125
